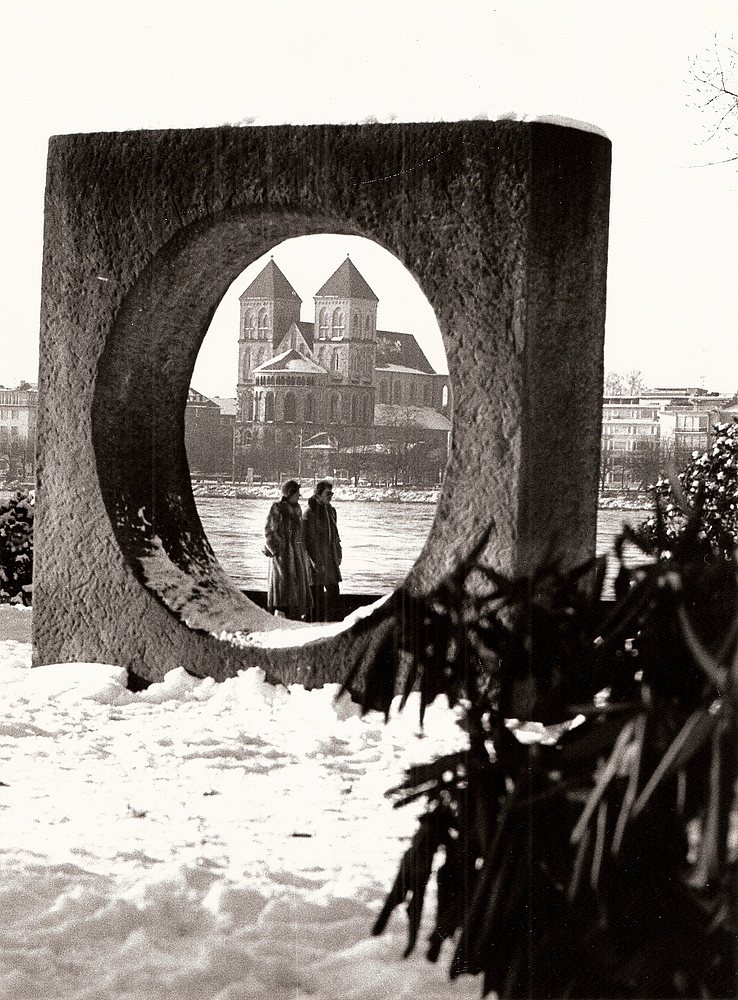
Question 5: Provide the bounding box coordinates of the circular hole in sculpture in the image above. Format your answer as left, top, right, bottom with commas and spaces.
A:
186, 234, 451, 617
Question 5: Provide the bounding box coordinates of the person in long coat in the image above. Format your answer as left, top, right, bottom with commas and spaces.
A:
304, 479, 342, 622
263, 480, 312, 620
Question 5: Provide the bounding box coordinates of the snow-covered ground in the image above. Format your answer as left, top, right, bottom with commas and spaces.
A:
0, 632, 481, 999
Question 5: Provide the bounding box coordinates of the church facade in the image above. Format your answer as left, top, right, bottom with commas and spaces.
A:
234, 257, 450, 479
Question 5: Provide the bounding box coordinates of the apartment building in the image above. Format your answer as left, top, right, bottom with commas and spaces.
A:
601, 387, 737, 490
0, 383, 37, 482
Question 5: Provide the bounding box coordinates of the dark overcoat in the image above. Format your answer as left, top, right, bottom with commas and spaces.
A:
264, 499, 312, 618
304, 496, 342, 586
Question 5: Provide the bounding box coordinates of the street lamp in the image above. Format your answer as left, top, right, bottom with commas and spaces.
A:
231, 420, 237, 485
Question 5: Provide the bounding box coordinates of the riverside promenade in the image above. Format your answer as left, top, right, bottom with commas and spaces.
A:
0, 489, 652, 645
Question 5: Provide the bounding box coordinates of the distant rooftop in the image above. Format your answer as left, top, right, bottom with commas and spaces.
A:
187, 388, 219, 408
375, 363, 434, 376
254, 348, 327, 376
375, 330, 436, 374
212, 397, 237, 416
645, 387, 709, 396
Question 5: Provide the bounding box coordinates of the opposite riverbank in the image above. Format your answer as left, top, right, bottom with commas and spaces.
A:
192, 480, 653, 510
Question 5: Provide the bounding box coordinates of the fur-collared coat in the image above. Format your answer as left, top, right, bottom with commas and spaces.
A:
304, 496, 342, 586
264, 498, 312, 618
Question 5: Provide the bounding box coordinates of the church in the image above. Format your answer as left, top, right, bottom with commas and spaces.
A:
234, 256, 451, 481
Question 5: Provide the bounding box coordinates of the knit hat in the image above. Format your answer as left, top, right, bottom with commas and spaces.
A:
281, 479, 301, 497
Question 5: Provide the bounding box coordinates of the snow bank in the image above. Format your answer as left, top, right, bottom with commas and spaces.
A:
191, 481, 442, 504
0, 643, 479, 999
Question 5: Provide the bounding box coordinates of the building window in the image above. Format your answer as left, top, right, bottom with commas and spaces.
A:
240, 349, 251, 381
333, 351, 340, 372
380, 381, 388, 404
424, 381, 432, 404
264, 392, 275, 422
351, 396, 358, 423
442, 384, 449, 407
330, 394, 340, 422
364, 314, 372, 338
258, 309, 269, 340
245, 430, 253, 444
352, 313, 360, 338
392, 381, 401, 403
304, 394, 314, 422
284, 391, 296, 423
244, 310, 256, 338
319, 308, 329, 341
331, 309, 344, 339
251, 391, 260, 421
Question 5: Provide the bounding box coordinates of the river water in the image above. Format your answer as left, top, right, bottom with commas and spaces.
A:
0, 487, 648, 601
194, 496, 651, 600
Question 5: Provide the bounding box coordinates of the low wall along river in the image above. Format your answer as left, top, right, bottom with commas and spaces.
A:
193, 492, 651, 602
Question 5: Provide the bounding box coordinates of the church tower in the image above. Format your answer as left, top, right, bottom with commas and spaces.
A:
312, 256, 378, 392
237, 258, 302, 424
237, 259, 302, 386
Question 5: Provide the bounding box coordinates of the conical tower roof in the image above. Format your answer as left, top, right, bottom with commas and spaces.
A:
315, 257, 378, 301
239, 259, 302, 304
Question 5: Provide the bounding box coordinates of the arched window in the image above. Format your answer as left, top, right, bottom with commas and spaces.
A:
319, 308, 329, 341
330, 394, 340, 422
332, 351, 340, 372
364, 314, 372, 338
264, 391, 275, 422
331, 308, 344, 339
350, 396, 357, 423
252, 390, 260, 421
244, 430, 253, 444
283, 391, 296, 423
380, 381, 388, 404
304, 394, 313, 422
442, 384, 449, 407
258, 309, 269, 341
350, 354, 359, 381
244, 310, 256, 338
392, 381, 401, 403
352, 313, 360, 338
424, 380, 432, 404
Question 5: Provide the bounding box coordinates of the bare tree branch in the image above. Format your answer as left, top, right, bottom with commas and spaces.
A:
688, 35, 738, 161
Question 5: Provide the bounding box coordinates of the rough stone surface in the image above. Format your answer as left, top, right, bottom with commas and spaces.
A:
34, 121, 611, 685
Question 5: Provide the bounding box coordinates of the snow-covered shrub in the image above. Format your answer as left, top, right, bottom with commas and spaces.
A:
0, 490, 33, 604
644, 421, 738, 556
344, 498, 738, 997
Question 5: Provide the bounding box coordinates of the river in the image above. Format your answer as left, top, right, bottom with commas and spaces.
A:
194, 496, 651, 600
0, 488, 650, 601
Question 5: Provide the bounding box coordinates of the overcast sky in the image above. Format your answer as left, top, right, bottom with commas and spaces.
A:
1, 1, 735, 397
